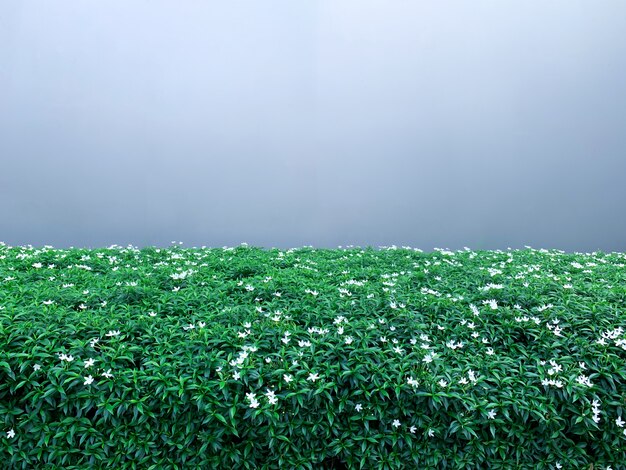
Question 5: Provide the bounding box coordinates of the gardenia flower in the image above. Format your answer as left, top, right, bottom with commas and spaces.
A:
392, 419, 401, 428
84, 358, 95, 368
84, 375, 94, 385
438, 379, 448, 388
105, 330, 120, 337
265, 389, 278, 405
283, 374, 293, 383
101, 369, 113, 378
487, 410, 497, 419
355, 404, 362, 411
409, 426, 416, 434
33, 364, 41, 371
7, 429, 15, 438
483, 299, 498, 310
422, 352, 436, 364
427, 429, 434, 437
616, 416, 625, 428
307, 373, 320, 382
407, 377, 419, 388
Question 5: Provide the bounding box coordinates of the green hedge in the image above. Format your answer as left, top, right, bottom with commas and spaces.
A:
1, 243, 625, 468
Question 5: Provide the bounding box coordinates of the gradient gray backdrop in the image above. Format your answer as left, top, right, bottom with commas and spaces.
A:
2, 1, 626, 251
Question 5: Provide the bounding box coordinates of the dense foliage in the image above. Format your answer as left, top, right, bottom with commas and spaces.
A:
1, 242, 626, 469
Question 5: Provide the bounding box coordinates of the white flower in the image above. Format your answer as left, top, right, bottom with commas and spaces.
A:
265, 389, 278, 405
459, 377, 468, 385
407, 377, 419, 388
84, 358, 95, 369
344, 336, 353, 345
283, 374, 293, 383
616, 416, 625, 428
427, 428, 434, 437
438, 379, 448, 388
249, 399, 259, 408
198, 321, 206, 328
101, 369, 113, 378
233, 371, 241, 380
487, 410, 497, 420
555, 463, 562, 469
409, 425, 416, 433
148, 311, 157, 317
84, 375, 94, 385
307, 373, 320, 382
7, 429, 15, 438
33, 364, 41, 371
486, 348, 494, 356
105, 330, 120, 337
392, 419, 401, 428
355, 403, 362, 411
43, 300, 54, 305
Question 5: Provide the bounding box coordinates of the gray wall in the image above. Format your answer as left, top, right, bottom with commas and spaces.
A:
2, 1, 626, 251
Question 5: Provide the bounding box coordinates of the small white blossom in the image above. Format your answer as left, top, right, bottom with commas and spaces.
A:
487, 410, 497, 420
392, 419, 401, 428
84, 375, 94, 385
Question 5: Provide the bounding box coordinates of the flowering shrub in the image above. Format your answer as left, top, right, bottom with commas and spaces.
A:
1, 242, 625, 468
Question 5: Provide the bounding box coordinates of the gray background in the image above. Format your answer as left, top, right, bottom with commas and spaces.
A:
2, 1, 625, 252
